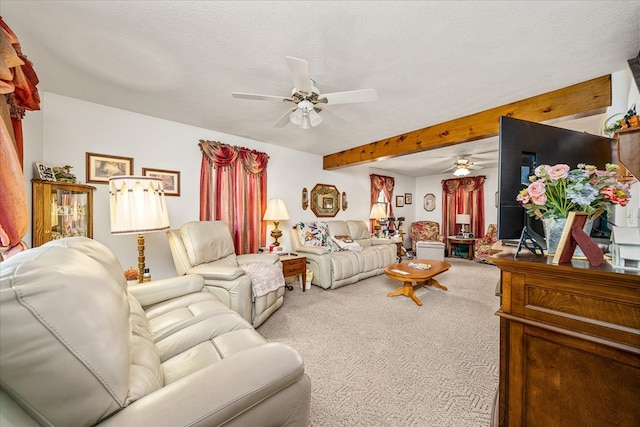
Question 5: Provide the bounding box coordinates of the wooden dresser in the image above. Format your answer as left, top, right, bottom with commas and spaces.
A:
492, 253, 640, 427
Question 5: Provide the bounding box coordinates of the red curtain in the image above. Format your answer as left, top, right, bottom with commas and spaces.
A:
441, 176, 485, 238
370, 174, 395, 232
199, 140, 269, 254
0, 18, 40, 259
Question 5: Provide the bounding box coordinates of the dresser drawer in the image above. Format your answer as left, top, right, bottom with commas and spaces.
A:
283, 258, 306, 275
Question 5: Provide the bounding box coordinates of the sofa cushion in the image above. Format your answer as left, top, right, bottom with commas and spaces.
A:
180, 221, 236, 266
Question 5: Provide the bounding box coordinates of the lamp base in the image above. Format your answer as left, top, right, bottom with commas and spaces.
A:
137, 233, 146, 283
270, 221, 283, 246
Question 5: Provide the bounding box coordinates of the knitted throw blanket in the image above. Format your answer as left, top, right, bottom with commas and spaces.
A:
241, 262, 286, 298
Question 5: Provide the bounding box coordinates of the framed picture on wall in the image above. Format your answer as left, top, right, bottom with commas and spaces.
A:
86, 152, 133, 184
424, 193, 436, 212
404, 193, 412, 204
395, 195, 404, 207
142, 167, 181, 196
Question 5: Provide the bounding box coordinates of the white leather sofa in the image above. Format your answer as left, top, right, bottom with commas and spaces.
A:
290, 220, 397, 289
166, 221, 285, 328
0, 237, 310, 427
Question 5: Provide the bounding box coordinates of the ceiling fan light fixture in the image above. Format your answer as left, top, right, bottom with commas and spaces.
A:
453, 167, 470, 177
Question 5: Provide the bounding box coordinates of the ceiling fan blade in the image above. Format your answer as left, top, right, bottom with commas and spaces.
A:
232, 92, 291, 102
273, 107, 297, 128
321, 88, 377, 105
286, 56, 312, 95
318, 107, 346, 127
440, 165, 456, 173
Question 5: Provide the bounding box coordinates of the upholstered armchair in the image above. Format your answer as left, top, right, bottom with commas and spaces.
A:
409, 221, 445, 252
474, 224, 498, 264
166, 221, 285, 328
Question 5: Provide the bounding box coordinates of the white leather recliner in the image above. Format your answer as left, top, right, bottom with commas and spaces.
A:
166, 220, 285, 328
0, 237, 310, 426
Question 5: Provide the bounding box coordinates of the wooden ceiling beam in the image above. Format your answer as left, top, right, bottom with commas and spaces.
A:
323, 75, 612, 170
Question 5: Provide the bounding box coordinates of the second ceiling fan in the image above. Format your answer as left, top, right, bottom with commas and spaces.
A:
232, 56, 377, 129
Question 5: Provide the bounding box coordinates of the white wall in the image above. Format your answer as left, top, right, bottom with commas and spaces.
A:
21, 92, 414, 279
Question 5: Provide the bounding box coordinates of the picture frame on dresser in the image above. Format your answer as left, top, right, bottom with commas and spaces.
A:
142, 167, 181, 196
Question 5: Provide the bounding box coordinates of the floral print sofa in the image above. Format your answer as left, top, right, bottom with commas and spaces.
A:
290, 220, 397, 289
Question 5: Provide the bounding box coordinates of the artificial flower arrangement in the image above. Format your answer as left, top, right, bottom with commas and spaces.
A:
517, 163, 631, 220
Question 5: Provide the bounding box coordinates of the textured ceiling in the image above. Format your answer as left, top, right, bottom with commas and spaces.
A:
3, 1, 639, 176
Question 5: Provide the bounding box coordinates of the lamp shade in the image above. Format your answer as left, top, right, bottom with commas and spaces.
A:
263, 198, 290, 221
369, 203, 387, 220
109, 176, 170, 234
456, 214, 470, 225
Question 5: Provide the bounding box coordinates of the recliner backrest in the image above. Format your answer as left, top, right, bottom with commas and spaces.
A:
0, 242, 132, 426
179, 221, 237, 267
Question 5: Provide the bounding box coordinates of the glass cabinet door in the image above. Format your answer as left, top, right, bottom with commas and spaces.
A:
51, 189, 89, 240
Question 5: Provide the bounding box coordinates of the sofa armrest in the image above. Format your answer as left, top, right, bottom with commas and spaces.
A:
186, 265, 245, 281
98, 343, 309, 427
128, 275, 205, 307
295, 246, 330, 255
237, 253, 280, 265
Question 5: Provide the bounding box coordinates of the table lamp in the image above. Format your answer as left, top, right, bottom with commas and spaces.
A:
369, 203, 387, 236
263, 198, 290, 246
109, 176, 170, 283
456, 213, 471, 238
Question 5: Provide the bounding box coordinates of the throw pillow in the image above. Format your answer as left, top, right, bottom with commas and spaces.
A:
331, 236, 362, 251
298, 221, 332, 248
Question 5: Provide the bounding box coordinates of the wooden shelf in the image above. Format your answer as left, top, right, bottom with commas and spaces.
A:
615, 127, 639, 183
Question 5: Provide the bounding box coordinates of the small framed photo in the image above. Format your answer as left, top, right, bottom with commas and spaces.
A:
395, 195, 404, 207
86, 153, 133, 184
34, 162, 57, 182
142, 167, 181, 196
404, 193, 413, 204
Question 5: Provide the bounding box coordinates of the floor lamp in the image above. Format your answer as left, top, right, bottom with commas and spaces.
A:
109, 176, 170, 283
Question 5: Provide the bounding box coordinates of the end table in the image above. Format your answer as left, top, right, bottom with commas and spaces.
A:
279, 254, 307, 291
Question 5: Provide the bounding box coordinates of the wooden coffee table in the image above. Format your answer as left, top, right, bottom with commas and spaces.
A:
384, 259, 451, 306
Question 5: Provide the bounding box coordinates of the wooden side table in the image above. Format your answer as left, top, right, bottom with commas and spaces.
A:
280, 254, 307, 291
447, 236, 476, 260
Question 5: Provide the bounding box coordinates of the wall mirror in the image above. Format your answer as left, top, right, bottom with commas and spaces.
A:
310, 183, 340, 217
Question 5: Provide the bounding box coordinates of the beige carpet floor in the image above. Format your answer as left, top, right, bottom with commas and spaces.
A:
258, 258, 501, 427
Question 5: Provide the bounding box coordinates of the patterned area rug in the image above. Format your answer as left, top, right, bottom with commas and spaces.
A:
258, 258, 501, 427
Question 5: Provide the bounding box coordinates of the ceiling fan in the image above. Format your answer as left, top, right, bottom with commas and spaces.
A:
441, 158, 482, 176
232, 56, 377, 129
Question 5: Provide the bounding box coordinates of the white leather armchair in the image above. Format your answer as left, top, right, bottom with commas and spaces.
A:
166, 220, 285, 328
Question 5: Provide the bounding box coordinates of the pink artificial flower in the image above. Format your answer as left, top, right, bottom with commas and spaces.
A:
527, 181, 546, 198
531, 193, 547, 205
516, 189, 530, 205
601, 186, 629, 207
546, 164, 570, 180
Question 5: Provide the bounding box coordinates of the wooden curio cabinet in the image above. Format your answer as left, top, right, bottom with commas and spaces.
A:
32, 180, 96, 247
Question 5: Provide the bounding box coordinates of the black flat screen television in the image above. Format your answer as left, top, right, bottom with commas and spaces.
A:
497, 116, 615, 247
